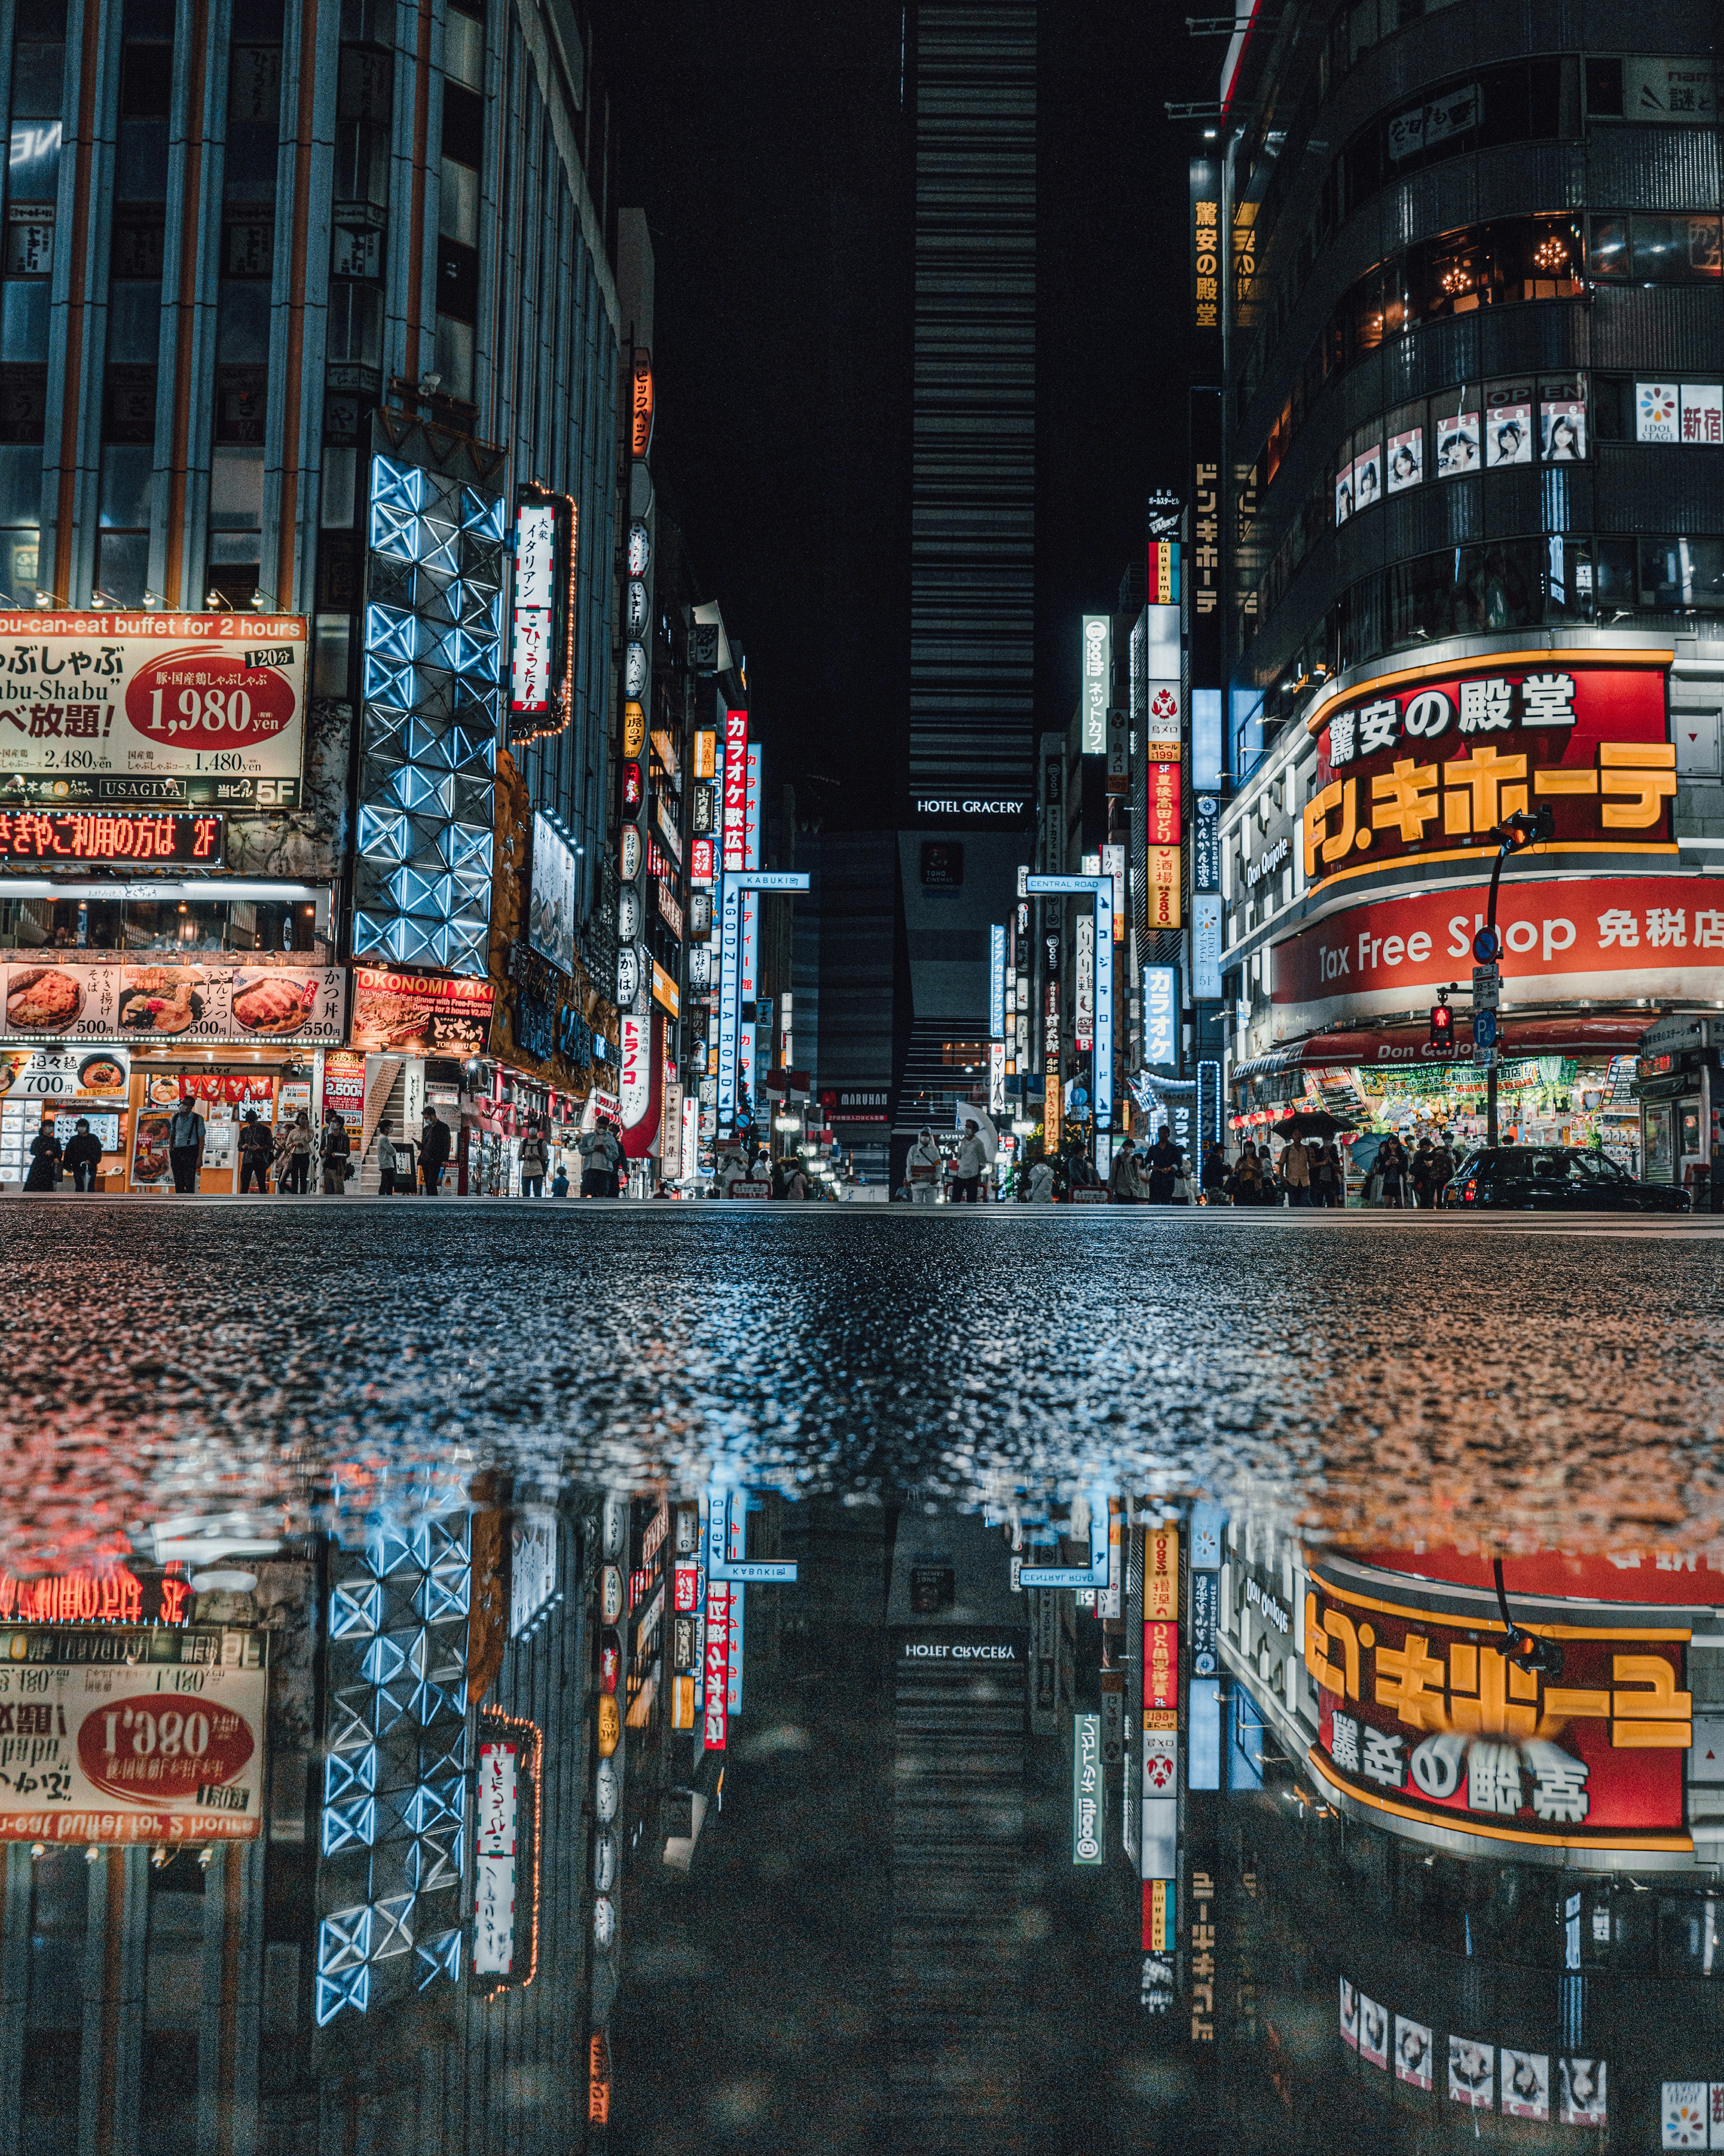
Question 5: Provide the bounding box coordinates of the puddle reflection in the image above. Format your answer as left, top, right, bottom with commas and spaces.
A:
3, 1486, 1720, 2152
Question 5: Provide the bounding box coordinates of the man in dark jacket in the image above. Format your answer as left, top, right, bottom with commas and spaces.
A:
320, 1115, 352, 1195
167, 1099, 205, 1193
420, 1108, 453, 1194
1145, 1126, 1181, 1204
237, 1111, 273, 1193
62, 1117, 104, 1192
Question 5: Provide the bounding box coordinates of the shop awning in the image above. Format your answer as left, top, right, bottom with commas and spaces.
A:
1232, 1014, 1646, 1085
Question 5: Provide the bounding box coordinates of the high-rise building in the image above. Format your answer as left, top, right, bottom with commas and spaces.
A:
1212, 1, 1724, 1166
905, 0, 1037, 804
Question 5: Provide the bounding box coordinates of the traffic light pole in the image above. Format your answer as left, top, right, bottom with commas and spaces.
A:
1485, 841, 1509, 1147
1481, 808, 1553, 1146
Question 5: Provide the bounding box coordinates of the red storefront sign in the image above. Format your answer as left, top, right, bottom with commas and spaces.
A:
703, 1586, 731, 1750
1306, 1584, 1691, 1848
1274, 873, 1724, 1020
673, 1561, 700, 1614
1305, 658, 1673, 883
1144, 1620, 1180, 1720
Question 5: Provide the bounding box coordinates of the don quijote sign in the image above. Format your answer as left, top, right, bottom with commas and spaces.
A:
1303, 657, 1674, 886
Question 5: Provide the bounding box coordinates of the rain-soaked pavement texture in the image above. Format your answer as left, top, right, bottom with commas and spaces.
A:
6, 1197, 1722, 1570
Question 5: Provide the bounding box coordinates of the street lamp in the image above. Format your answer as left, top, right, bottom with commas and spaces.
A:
1476, 805, 1555, 1146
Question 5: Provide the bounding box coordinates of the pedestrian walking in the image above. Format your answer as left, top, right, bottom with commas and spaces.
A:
1201, 1139, 1230, 1205
518, 1123, 548, 1197
23, 1116, 63, 1191
1311, 1142, 1339, 1208
1028, 1156, 1055, 1204
167, 1097, 205, 1193
1145, 1126, 1181, 1203
237, 1110, 273, 1193
375, 1124, 400, 1196
905, 1126, 944, 1205
320, 1115, 352, 1195
1378, 1133, 1409, 1208
420, 1109, 452, 1195
577, 1118, 620, 1197
1429, 1134, 1456, 1207
950, 1118, 987, 1203
1109, 1138, 1140, 1203
782, 1157, 809, 1200
62, 1116, 103, 1193
1411, 1136, 1438, 1208
277, 1109, 312, 1194
1280, 1134, 1312, 1206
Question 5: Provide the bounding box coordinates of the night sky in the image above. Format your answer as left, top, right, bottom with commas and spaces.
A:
612, 1, 1211, 827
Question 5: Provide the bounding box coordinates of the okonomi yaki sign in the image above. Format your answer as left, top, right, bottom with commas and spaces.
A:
0, 614, 307, 790
0, 1628, 268, 1843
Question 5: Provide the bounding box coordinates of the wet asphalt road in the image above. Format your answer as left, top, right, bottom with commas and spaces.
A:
6, 1197, 1723, 1572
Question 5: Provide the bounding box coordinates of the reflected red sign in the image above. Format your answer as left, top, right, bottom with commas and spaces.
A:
1307, 1584, 1690, 1845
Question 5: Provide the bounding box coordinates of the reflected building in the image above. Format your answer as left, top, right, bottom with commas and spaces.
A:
0, 1489, 603, 2156
1215, 1514, 1724, 2148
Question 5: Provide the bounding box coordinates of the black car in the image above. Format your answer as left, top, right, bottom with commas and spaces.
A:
1443, 1145, 1691, 1212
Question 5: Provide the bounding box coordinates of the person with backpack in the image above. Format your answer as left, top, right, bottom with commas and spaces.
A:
518, 1122, 549, 1197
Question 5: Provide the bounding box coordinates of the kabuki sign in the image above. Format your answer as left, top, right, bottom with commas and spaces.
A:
0, 614, 307, 799
1305, 1583, 1692, 1855
1303, 657, 1673, 884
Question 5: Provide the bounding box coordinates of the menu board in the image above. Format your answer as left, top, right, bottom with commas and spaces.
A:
322, 1050, 365, 1136
0, 613, 306, 805
0, 1044, 130, 1102
0, 1627, 268, 1843
0, 963, 348, 1045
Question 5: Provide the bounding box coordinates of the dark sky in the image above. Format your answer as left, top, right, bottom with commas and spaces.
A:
611, 1, 1211, 827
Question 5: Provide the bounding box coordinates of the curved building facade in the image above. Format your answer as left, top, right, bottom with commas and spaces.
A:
1214, 0, 1724, 1170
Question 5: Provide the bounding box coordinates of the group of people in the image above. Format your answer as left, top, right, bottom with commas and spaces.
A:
1106, 1129, 1194, 1203
22, 1116, 105, 1192
1200, 1129, 1459, 1207
1208, 1136, 1347, 1207
902, 1121, 992, 1203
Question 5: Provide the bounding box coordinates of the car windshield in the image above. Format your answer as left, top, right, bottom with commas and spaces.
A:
1477, 1147, 1626, 1179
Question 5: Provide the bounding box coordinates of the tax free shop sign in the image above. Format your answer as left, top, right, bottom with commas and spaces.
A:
1272, 874, 1724, 1033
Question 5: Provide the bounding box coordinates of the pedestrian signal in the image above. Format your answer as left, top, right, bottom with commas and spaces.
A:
1429, 1003, 1455, 1051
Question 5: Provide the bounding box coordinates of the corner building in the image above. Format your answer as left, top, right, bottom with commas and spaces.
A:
0, 0, 621, 1186
1216, 0, 1724, 1173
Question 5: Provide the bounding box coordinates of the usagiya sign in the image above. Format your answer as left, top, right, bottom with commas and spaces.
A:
1302, 655, 1674, 885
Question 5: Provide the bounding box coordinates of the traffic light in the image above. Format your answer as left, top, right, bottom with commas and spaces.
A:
1500, 804, 1555, 852
1429, 1001, 1455, 1052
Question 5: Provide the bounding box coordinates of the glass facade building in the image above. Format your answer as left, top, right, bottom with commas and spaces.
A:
1211, 4, 1724, 1162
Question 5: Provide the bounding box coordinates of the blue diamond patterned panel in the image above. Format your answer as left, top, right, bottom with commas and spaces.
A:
330, 1581, 380, 1638
321, 1794, 378, 1856
415, 1929, 464, 1990
315, 1965, 371, 2026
